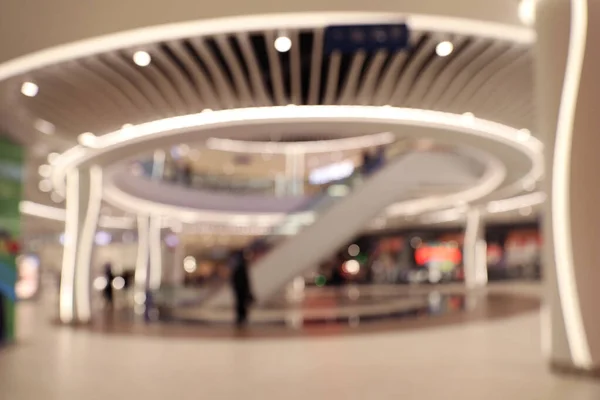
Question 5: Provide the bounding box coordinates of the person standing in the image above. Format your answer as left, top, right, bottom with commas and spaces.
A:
230, 249, 254, 328
102, 262, 115, 308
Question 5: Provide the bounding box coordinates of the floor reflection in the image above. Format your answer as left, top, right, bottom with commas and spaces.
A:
87, 284, 540, 339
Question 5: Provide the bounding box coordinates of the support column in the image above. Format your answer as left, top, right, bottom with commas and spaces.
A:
536, 0, 600, 371
59, 166, 103, 324
285, 150, 305, 196
463, 209, 487, 289
134, 214, 163, 299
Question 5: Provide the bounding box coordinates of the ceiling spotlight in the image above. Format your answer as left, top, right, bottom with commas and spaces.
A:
38, 164, 52, 178
518, 0, 537, 26
78, 132, 97, 147
133, 51, 152, 67
436, 41, 454, 57
274, 36, 292, 52
21, 81, 39, 97
38, 180, 52, 192
34, 119, 55, 135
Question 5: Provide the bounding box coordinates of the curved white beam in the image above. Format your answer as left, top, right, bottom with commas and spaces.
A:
48, 106, 543, 199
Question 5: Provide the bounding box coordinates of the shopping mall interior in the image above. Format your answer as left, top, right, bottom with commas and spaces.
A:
2, 0, 600, 398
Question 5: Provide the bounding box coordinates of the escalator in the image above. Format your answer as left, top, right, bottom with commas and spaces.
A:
204, 150, 484, 308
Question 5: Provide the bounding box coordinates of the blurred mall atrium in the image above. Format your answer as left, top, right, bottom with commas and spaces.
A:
2, 0, 600, 399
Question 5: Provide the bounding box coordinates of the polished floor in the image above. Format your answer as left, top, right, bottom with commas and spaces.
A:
2, 284, 600, 399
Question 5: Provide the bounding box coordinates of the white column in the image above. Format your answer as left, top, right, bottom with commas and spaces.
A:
59, 166, 103, 324
134, 214, 150, 300
148, 216, 163, 291
135, 214, 163, 296
463, 209, 487, 289
536, 0, 600, 371
285, 150, 305, 196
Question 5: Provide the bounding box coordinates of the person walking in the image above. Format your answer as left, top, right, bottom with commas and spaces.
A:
102, 262, 115, 308
230, 249, 254, 328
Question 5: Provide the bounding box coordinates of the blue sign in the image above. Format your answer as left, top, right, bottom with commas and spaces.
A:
323, 23, 410, 55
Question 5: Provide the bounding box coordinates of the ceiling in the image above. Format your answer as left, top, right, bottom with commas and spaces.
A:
0, 14, 539, 237
0, 26, 533, 140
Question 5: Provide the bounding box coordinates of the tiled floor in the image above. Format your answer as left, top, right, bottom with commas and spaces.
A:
2, 285, 600, 400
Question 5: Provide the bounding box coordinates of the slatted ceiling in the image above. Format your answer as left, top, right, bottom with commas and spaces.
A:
17, 28, 534, 138
236, 33, 270, 107
264, 31, 287, 105
404, 36, 468, 108
289, 31, 302, 105
371, 52, 409, 105
149, 44, 202, 114
390, 35, 437, 106
421, 38, 489, 110
337, 51, 366, 104
307, 29, 324, 105
322, 51, 341, 105
433, 42, 501, 110
450, 46, 523, 113
215, 36, 253, 107
472, 52, 531, 119
81, 57, 154, 120
355, 50, 387, 105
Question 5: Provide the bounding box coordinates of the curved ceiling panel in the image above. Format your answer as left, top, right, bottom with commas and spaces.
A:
0, 6, 526, 66
2, 23, 533, 141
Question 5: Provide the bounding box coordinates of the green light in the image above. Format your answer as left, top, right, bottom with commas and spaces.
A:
315, 275, 326, 287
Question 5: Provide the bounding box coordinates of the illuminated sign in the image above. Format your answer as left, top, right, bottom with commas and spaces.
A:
415, 245, 462, 266
309, 160, 354, 185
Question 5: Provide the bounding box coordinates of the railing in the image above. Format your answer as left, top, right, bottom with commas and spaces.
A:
138, 159, 321, 196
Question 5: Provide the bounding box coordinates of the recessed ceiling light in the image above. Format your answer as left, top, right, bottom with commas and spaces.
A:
436, 41, 454, 57
38, 164, 52, 178
21, 81, 39, 97
38, 179, 52, 192
34, 119, 55, 135
78, 132, 97, 147
518, 0, 537, 26
133, 51, 151, 67
274, 36, 292, 52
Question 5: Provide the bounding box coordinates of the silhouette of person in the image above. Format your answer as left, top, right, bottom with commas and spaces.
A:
103, 262, 114, 307
230, 249, 254, 327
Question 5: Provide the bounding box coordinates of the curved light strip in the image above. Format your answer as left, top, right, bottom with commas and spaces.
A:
19, 201, 135, 229
49, 106, 543, 197
486, 191, 546, 213
0, 13, 533, 83
551, 0, 591, 368
205, 131, 396, 154
419, 191, 546, 224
